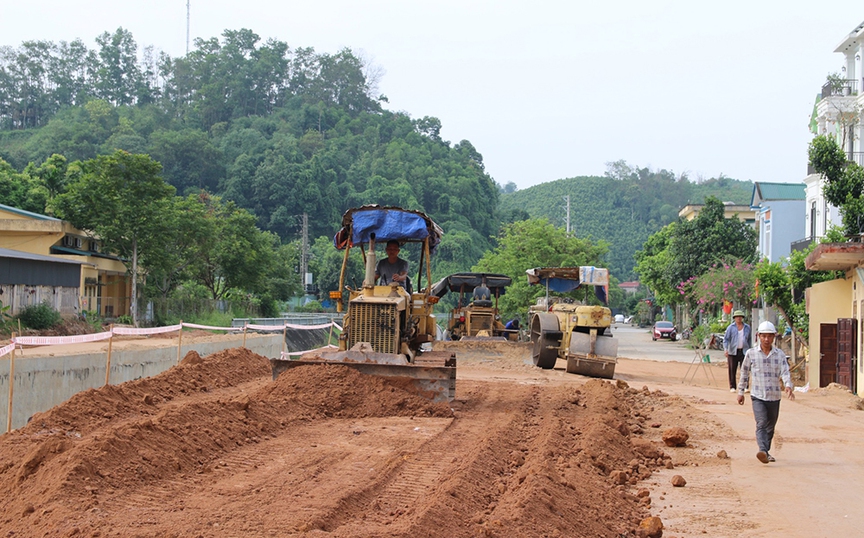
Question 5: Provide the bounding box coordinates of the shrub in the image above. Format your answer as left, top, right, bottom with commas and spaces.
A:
17, 301, 62, 330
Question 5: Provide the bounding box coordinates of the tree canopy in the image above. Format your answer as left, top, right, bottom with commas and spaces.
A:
51, 150, 175, 324
809, 134, 864, 235
498, 162, 753, 279
634, 196, 757, 308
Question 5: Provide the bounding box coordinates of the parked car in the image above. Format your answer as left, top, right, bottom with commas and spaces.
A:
614, 314, 625, 323
652, 321, 677, 341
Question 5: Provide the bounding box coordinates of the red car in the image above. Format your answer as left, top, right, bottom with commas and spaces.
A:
652, 321, 677, 341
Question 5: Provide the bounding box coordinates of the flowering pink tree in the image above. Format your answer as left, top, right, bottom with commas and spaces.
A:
679, 260, 756, 317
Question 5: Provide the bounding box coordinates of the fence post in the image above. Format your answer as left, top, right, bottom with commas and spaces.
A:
177, 321, 184, 364
242, 322, 248, 349
7, 333, 16, 433
281, 323, 287, 355
105, 324, 114, 386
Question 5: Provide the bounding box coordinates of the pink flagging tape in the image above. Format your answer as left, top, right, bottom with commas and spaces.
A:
246, 324, 287, 331
248, 322, 336, 331
181, 323, 243, 332
14, 331, 114, 346
280, 345, 339, 358
0, 342, 15, 358
112, 324, 182, 336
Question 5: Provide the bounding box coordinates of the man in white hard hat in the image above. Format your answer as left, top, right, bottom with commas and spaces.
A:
737, 320, 794, 464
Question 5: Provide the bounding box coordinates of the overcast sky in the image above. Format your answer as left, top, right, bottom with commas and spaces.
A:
4, 1, 863, 189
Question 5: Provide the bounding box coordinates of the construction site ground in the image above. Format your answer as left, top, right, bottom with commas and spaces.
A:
1, 324, 863, 537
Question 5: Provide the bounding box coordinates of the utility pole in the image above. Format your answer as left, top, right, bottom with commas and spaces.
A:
186, 0, 191, 55
563, 195, 571, 235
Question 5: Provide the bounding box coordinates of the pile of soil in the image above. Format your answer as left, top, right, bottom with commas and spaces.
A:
0, 347, 679, 537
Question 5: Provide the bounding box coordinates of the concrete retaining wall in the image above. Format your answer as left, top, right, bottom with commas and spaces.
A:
0, 334, 282, 431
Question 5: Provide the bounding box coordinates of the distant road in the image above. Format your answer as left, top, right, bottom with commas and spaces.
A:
612, 323, 708, 364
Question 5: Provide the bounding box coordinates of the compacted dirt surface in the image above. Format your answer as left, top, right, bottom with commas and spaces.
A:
1, 328, 863, 537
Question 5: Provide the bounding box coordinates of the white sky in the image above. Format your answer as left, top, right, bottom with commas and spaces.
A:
4, 1, 862, 190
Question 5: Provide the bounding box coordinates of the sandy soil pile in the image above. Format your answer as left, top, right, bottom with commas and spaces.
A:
0, 347, 679, 537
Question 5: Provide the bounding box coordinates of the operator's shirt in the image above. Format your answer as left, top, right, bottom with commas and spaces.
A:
737, 345, 792, 401
376, 258, 409, 287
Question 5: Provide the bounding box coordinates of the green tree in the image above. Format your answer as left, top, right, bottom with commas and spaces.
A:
31, 153, 68, 199
140, 193, 212, 301
52, 150, 175, 325
809, 134, 864, 235
186, 195, 280, 300
634, 223, 678, 307
0, 158, 48, 212
754, 228, 845, 348
472, 218, 609, 320
666, 196, 757, 286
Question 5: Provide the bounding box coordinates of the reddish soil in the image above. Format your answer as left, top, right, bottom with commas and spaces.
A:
4, 331, 862, 537
0, 345, 684, 538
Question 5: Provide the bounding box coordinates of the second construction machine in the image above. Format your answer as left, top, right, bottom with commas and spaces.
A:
269, 205, 456, 402
431, 272, 515, 341
526, 266, 618, 379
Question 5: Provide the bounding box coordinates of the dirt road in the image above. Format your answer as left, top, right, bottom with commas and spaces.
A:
0, 328, 861, 537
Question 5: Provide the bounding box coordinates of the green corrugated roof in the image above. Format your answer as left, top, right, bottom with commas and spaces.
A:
752, 182, 805, 204
0, 203, 60, 221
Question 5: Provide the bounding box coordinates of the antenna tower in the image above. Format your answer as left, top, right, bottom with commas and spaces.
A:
563, 195, 571, 235
300, 213, 309, 292
186, 1, 191, 55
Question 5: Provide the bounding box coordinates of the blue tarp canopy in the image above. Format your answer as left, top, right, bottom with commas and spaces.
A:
526, 266, 610, 305
333, 205, 443, 253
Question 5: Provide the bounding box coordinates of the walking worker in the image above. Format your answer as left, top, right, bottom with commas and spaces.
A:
724, 309, 752, 393
737, 321, 794, 464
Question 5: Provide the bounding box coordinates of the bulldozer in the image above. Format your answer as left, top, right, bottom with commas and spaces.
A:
431, 273, 516, 341
526, 266, 618, 379
269, 205, 456, 402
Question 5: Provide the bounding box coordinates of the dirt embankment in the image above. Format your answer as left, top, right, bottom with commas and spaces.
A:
0, 347, 687, 537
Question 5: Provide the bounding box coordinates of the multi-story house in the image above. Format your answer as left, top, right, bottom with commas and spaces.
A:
805, 19, 864, 397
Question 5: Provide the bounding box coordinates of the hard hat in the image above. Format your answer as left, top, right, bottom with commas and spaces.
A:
732, 310, 745, 318
757, 321, 777, 334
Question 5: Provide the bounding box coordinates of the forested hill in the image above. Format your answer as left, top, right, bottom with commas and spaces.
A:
0, 28, 754, 287
498, 166, 754, 280
0, 28, 499, 274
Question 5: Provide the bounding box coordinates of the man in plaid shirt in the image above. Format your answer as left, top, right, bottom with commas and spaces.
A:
737, 321, 794, 464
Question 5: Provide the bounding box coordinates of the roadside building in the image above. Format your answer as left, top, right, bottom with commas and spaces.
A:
618, 281, 641, 295
806, 243, 864, 395
0, 203, 130, 317
751, 182, 805, 263
677, 203, 756, 228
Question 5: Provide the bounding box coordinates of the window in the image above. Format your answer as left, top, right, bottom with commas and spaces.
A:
811, 201, 817, 239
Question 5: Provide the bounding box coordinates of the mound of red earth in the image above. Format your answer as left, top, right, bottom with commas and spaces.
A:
0, 348, 676, 537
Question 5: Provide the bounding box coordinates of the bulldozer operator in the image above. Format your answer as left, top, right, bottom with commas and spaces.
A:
472, 277, 491, 303
375, 239, 409, 288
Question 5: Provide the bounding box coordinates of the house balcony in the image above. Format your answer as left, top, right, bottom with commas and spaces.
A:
791, 237, 816, 253
822, 79, 859, 98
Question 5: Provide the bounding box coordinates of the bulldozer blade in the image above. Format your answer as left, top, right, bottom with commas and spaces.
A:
270, 351, 456, 403
566, 332, 618, 379
459, 336, 508, 342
